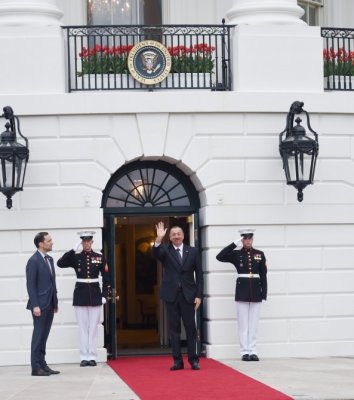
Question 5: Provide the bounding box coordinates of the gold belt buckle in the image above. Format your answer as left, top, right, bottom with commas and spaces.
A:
87, 278, 91, 283
250, 273, 253, 278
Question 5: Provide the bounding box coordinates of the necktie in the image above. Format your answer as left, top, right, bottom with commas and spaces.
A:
176, 248, 182, 264
44, 255, 54, 275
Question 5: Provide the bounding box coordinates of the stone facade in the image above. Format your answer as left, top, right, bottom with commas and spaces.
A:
0, 0, 354, 365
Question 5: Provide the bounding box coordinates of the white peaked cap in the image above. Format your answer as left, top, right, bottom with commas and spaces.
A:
77, 230, 96, 239
238, 229, 256, 236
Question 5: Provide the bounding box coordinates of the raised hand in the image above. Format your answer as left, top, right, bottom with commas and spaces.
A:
155, 221, 167, 244
73, 240, 82, 252
235, 236, 243, 248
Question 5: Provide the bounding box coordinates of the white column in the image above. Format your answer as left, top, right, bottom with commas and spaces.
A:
0, 0, 66, 94
226, 0, 305, 25
225, 0, 323, 92
0, 0, 62, 26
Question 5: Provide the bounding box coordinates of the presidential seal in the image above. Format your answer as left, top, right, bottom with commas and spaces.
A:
128, 40, 172, 85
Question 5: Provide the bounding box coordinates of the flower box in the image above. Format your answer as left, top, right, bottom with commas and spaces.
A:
324, 75, 354, 90
78, 74, 135, 90
77, 72, 212, 90
167, 44, 215, 75
76, 43, 216, 90
323, 47, 354, 89
164, 73, 212, 89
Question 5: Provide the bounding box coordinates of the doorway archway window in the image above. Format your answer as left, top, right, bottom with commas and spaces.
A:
102, 160, 201, 358
102, 160, 200, 214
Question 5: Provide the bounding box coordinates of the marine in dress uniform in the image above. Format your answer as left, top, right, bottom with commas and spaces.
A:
216, 229, 267, 361
57, 231, 111, 366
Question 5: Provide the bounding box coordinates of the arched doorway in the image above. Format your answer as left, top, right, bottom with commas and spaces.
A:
101, 160, 201, 358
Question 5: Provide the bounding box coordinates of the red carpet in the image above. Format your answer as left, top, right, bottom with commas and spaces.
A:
108, 356, 293, 400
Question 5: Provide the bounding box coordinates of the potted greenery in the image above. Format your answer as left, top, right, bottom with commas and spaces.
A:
78, 44, 134, 89
166, 43, 216, 88
323, 47, 354, 89
77, 42, 216, 89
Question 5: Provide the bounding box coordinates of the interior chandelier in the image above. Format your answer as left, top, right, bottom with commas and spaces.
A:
88, 0, 132, 13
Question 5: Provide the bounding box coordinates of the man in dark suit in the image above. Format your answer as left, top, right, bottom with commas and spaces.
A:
152, 221, 203, 371
26, 232, 59, 376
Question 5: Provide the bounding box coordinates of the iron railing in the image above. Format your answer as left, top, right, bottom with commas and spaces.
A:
62, 23, 234, 92
322, 27, 354, 91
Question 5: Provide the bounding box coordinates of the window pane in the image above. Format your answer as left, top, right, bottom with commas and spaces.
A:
88, 0, 138, 24
143, 0, 162, 24
298, 1, 321, 26
309, 6, 317, 26
105, 165, 190, 208
87, 0, 161, 25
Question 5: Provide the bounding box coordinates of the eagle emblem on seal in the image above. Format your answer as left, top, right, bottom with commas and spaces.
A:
141, 50, 161, 74
128, 40, 171, 85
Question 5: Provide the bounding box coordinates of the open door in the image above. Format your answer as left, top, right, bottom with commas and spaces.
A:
101, 160, 202, 357
114, 216, 159, 352
103, 214, 201, 357
191, 213, 203, 355
104, 215, 118, 359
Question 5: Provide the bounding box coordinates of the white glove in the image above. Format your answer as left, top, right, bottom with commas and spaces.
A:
102, 297, 107, 305
73, 240, 82, 252
235, 237, 243, 249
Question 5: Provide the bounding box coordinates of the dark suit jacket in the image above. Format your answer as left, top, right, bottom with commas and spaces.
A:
152, 243, 203, 303
26, 251, 58, 311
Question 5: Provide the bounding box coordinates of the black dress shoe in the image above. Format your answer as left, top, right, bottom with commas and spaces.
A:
80, 360, 89, 367
170, 363, 184, 371
43, 365, 60, 374
88, 360, 97, 366
250, 354, 259, 361
241, 354, 250, 361
31, 368, 51, 376
191, 362, 200, 370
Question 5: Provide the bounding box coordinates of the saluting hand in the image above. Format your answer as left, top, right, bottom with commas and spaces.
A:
235, 236, 243, 249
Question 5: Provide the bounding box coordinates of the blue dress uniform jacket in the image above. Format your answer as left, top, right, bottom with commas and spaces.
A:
216, 243, 267, 302
57, 250, 111, 306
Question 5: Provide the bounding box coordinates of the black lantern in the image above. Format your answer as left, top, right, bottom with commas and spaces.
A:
0, 106, 29, 209
279, 101, 319, 202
